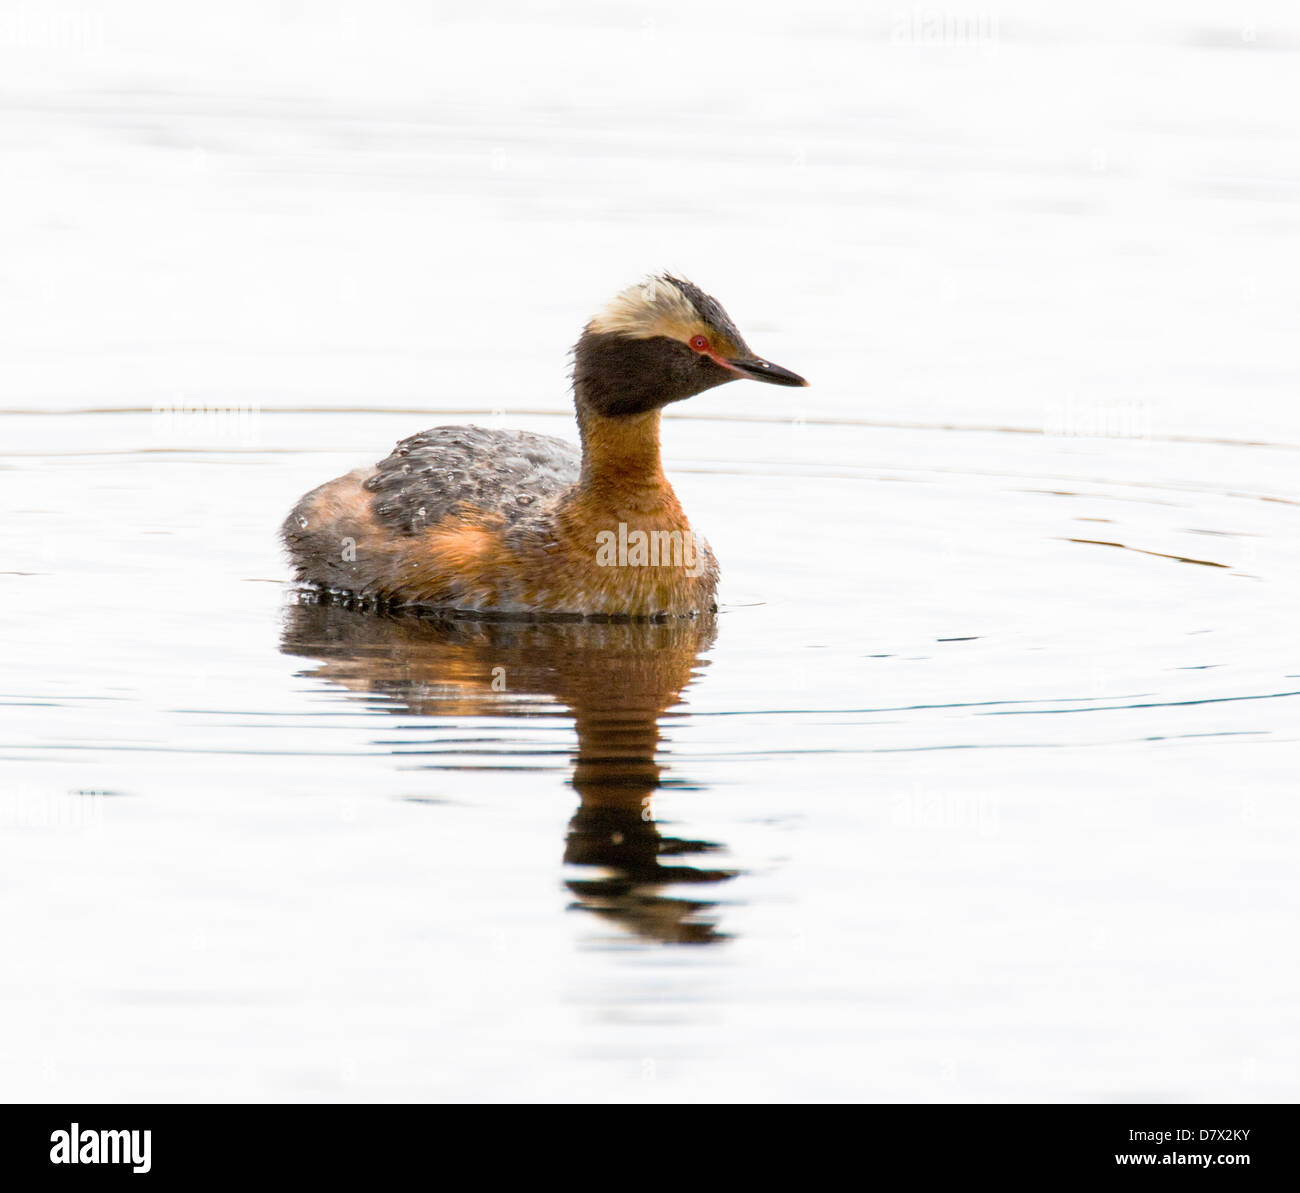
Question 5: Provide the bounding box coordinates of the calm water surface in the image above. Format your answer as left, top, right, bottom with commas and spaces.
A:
2, 2, 1298, 1102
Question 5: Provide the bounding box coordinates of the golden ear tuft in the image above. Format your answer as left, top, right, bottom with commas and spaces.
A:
588, 275, 704, 340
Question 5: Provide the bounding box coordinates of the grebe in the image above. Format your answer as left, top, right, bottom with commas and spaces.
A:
282, 274, 807, 617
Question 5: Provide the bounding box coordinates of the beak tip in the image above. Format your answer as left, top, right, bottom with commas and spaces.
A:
726, 357, 809, 388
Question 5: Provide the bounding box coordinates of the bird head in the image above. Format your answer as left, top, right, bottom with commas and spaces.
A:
572, 274, 808, 418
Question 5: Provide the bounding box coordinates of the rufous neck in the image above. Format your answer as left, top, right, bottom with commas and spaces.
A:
575, 400, 669, 501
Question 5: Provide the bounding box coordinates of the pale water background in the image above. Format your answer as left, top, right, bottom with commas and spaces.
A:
2, 1, 1298, 1102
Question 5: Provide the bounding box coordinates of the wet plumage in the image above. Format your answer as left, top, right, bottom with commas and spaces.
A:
365, 425, 579, 537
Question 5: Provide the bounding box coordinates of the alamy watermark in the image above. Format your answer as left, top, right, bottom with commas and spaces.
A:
891, 8, 1000, 50
1043, 397, 1153, 440
151, 402, 261, 444
50, 1123, 151, 1174
594, 523, 706, 577
7, 789, 111, 832
890, 786, 1000, 836
0, 8, 104, 47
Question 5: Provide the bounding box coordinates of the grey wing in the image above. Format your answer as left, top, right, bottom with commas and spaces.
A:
362, 424, 581, 535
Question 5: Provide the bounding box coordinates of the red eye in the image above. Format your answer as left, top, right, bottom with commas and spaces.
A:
689, 334, 710, 352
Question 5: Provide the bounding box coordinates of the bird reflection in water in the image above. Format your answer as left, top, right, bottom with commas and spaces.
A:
281, 598, 735, 944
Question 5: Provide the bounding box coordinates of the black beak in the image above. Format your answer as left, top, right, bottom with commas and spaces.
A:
725, 356, 809, 387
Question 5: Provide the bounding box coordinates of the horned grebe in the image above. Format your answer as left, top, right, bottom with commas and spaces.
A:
281, 274, 807, 617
